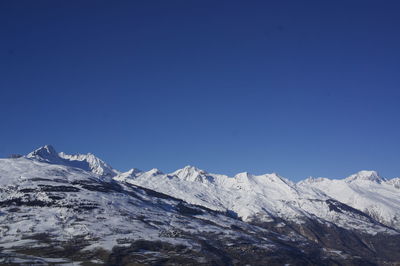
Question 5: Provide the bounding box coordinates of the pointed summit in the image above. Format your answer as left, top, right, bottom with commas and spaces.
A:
147, 168, 164, 176
259, 172, 293, 185
28, 144, 57, 156
182, 165, 204, 172
126, 168, 142, 175
114, 168, 142, 181
172, 165, 212, 182
345, 170, 386, 183
173, 165, 207, 175
27, 145, 61, 163
27, 145, 118, 177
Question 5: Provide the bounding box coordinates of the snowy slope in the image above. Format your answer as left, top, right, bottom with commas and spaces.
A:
1, 145, 400, 264
24, 146, 400, 233
27, 145, 119, 177
0, 157, 308, 264
388, 177, 400, 189
115, 166, 397, 234
298, 171, 400, 229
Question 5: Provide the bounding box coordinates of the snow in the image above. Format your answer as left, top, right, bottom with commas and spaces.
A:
2, 152, 297, 263
116, 165, 399, 233
1, 144, 399, 262
387, 177, 400, 189
27, 145, 119, 177
344, 170, 386, 183
298, 171, 400, 229
12, 145, 400, 233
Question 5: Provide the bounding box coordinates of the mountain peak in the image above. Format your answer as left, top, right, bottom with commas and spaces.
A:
345, 170, 386, 183
27, 145, 60, 162
29, 144, 57, 155
298, 176, 328, 185
183, 165, 202, 171
175, 165, 207, 174
147, 168, 163, 176
27, 145, 117, 177
127, 168, 142, 175
114, 168, 142, 181
172, 165, 211, 182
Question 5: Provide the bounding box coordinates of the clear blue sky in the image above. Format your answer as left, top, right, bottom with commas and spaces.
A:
1, 1, 400, 181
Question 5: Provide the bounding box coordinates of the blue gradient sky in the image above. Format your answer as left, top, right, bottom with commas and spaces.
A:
1, 1, 400, 181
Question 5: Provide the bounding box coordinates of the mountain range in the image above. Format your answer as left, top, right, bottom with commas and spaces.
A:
0, 145, 399, 265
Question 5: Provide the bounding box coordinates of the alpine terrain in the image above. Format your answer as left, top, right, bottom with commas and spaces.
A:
1, 145, 399, 265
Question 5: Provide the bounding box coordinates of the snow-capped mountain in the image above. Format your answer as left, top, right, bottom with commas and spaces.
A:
116, 165, 399, 234
298, 171, 400, 229
387, 177, 400, 189
344, 170, 387, 183
27, 145, 119, 177
1, 145, 400, 264
3, 156, 306, 264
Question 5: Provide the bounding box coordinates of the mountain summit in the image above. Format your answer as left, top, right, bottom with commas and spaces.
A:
27, 144, 60, 162
27, 145, 119, 177
21, 146, 400, 230
172, 165, 212, 182
345, 170, 386, 183
1, 146, 400, 264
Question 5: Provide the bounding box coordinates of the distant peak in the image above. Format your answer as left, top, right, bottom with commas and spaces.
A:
263, 172, 286, 181
115, 168, 142, 180
172, 165, 211, 182
298, 176, 328, 185
235, 172, 282, 179
127, 168, 142, 175
183, 165, 199, 170
147, 168, 163, 175
27, 145, 118, 177
27, 145, 59, 161
345, 170, 386, 183
176, 165, 207, 174
31, 144, 57, 155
